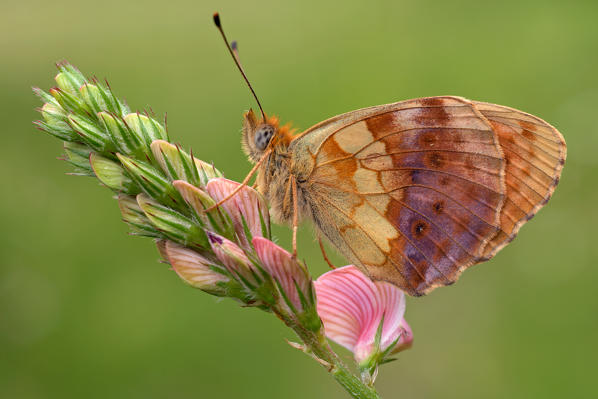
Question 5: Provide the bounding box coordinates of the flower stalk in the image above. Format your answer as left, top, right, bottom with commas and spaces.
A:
33, 62, 413, 399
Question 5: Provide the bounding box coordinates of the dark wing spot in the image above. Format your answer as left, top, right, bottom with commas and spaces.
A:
519, 121, 538, 140
419, 132, 437, 147
433, 201, 444, 214
428, 152, 445, 168
412, 220, 428, 238
522, 130, 536, 141
410, 170, 420, 183
414, 99, 450, 125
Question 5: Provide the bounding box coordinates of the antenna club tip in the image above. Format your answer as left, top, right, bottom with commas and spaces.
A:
231, 40, 237, 50
213, 12, 221, 27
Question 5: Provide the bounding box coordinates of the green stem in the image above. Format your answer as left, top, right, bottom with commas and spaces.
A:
276, 310, 381, 399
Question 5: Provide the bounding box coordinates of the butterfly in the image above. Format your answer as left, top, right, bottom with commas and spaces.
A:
213, 14, 566, 296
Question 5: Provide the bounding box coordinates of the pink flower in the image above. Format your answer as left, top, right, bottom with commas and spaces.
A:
314, 266, 411, 365
253, 237, 312, 313
206, 178, 270, 248
157, 239, 229, 295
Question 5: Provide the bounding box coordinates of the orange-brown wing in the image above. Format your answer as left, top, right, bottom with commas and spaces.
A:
472, 101, 566, 259
290, 96, 508, 296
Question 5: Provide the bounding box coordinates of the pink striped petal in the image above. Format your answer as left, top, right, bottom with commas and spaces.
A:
161, 240, 229, 291
253, 237, 310, 312
206, 178, 269, 248
314, 265, 407, 364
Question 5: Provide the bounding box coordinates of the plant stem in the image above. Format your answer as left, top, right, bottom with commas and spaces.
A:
276, 310, 381, 399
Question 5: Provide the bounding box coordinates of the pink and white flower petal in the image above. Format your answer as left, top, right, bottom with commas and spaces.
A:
208, 231, 259, 287
253, 237, 310, 312
162, 240, 229, 292
373, 280, 406, 353
314, 265, 408, 364
206, 178, 269, 247
392, 318, 414, 354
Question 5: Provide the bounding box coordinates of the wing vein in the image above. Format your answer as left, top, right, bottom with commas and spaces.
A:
373, 167, 503, 198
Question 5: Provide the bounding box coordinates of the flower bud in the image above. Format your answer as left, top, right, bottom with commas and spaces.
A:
158, 240, 229, 296
35, 111, 79, 142
79, 83, 108, 115
173, 180, 235, 237
118, 194, 157, 237
89, 153, 138, 193
151, 140, 196, 184
116, 154, 178, 205
41, 101, 67, 123
50, 87, 90, 115
55, 71, 81, 95
253, 238, 311, 310
314, 266, 410, 368
63, 142, 94, 176
206, 178, 270, 249
98, 112, 142, 155
68, 114, 113, 152
193, 157, 222, 186
208, 232, 260, 288
137, 193, 208, 248
123, 113, 167, 148
54, 62, 86, 93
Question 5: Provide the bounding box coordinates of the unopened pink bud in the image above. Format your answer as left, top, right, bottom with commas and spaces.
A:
206, 178, 270, 248
208, 232, 259, 287
159, 240, 228, 295
253, 237, 311, 312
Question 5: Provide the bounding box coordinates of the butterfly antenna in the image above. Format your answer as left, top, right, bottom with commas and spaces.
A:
213, 13, 266, 122
231, 40, 240, 62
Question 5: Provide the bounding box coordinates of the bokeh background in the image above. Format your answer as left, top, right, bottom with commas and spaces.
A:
2, 0, 597, 398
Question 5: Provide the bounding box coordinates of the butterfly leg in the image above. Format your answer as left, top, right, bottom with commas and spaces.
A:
318, 236, 336, 269
291, 176, 298, 259
204, 150, 270, 212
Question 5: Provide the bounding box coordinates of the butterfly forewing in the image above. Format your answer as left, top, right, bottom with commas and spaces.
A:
472, 102, 566, 259
292, 97, 514, 295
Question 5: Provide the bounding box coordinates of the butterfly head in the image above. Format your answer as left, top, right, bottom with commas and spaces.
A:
241, 109, 294, 163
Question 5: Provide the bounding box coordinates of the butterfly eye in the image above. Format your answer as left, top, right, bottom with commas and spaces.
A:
254, 124, 275, 150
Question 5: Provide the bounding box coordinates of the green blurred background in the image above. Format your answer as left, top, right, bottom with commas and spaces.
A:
2, 0, 597, 398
